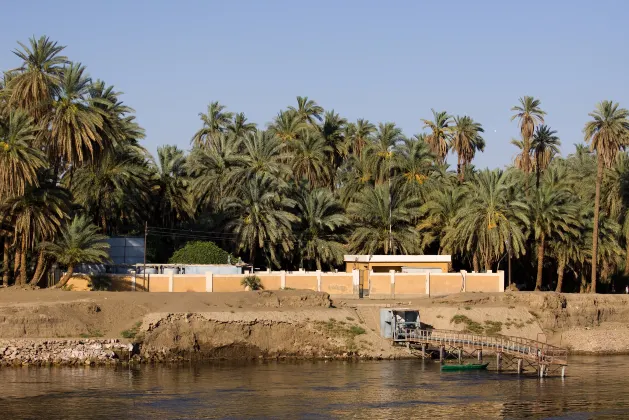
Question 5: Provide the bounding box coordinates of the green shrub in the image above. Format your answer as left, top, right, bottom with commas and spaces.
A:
241, 275, 263, 290
168, 241, 232, 264
89, 274, 112, 291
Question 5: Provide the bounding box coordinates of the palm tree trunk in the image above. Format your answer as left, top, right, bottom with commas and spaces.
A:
2, 239, 9, 287
591, 156, 604, 293
472, 253, 479, 272
625, 241, 629, 276
555, 257, 566, 293
54, 265, 74, 288
28, 250, 46, 286
535, 235, 545, 291
601, 259, 610, 285
14, 246, 21, 277
19, 241, 27, 286
457, 154, 463, 183
522, 136, 530, 173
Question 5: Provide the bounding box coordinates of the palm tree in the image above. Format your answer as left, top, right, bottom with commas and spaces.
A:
70, 143, 152, 234
291, 131, 332, 189
224, 175, 297, 267
153, 145, 193, 228
583, 100, 629, 293
367, 122, 403, 184
187, 134, 243, 210
192, 101, 234, 147
295, 189, 348, 270
40, 215, 110, 288
0, 111, 47, 198
319, 110, 348, 171
348, 180, 421, 255
268, 110, 305, 144
346, 119, 375, 157
449, 116, 485, 182
0, 171, 71, 284
549, 231, 582, 293
510, 137, 527, 171
511, 96, 546, 174
444, 170, 529, 271
531, 125, 560, 188
422, 109, 451, 165
393, 135, 434, 198
6, 36, 68, 119
89, 80, 144, 148
288, 96, 324, 126
49, 63, 104, 166
227, 112, 257, 137
418, 185, 465, 259
337, 153, 374, 206
529, 177, 580, 290
234, 130, 289, 184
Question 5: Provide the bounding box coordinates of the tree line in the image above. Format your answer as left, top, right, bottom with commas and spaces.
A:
1, 36, 629, 293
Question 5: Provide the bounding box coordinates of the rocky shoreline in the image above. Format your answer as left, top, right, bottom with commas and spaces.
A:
0, 339, 136, 367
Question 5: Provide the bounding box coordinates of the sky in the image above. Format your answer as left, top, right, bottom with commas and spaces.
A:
1, 0, 628, 169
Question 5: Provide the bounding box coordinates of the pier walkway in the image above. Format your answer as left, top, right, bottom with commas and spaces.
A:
395, 328, 568, 376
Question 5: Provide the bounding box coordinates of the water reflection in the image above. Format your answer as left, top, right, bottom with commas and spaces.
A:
0, 356, 627, 419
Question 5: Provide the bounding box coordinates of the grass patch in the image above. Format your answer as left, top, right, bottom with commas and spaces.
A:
450, 315, 502, 335
436, 315, 443, 319
314, 319, 367, 352
120, 321, 142, 339
508, 305, 516, 309
464, 306, 471, 311
79, 330, 103, 338
349, 326, 366, 336
484, 321, 503, 335
346, 317, 355, 321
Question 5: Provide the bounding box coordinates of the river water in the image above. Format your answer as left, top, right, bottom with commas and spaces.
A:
0, 356, 627, 419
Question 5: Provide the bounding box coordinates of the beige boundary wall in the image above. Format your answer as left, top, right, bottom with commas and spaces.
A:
141, 270, 360, 298
66, 269, 504, 298
368, 270, 505, 298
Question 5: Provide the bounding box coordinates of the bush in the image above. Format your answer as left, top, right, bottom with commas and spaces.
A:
241, 275, 263, 290
89, 274, 112, 291
168, 241, 231, 264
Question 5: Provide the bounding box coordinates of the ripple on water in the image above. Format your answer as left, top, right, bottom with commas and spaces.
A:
0, 356, 627, 419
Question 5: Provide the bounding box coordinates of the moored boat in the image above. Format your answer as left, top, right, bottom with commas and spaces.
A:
441, 362, 489, 371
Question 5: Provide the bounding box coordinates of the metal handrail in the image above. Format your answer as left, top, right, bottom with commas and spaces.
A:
396, 328, 568, 365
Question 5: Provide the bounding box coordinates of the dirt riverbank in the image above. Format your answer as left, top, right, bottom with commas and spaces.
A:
0, 288, 628, 364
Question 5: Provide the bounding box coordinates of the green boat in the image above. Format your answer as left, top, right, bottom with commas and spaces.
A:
441, 362, 489, 371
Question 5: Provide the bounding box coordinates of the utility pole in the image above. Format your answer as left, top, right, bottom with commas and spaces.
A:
506, 234, 512, 287
143, 221, 148, 281
388, 146, 393, 255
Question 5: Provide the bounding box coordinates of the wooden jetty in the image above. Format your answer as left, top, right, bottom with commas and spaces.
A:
394, 328, 568, 377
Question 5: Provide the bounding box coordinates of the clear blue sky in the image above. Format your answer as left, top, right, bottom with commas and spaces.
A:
1, 0, 628, 168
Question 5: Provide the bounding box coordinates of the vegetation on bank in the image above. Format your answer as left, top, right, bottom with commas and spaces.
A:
168, 241, 232, 265
1, 36, 629, 293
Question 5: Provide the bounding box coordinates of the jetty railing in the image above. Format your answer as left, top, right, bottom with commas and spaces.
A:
395, 328, 568, 366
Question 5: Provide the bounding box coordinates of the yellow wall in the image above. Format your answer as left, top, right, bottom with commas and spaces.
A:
430, 273, 463, 296
285, 275, 317, 291
320, 274, 353, 295
148, 275, 171, 292
258, 275, 281, 290
466, 274, 498, 292
172, 275, 206, 292
212, 275, 243, 292
394, 273, 427, 296
368, 274, 391, 297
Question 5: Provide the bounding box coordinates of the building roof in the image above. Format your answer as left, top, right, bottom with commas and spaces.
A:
343, 255, 451, 263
